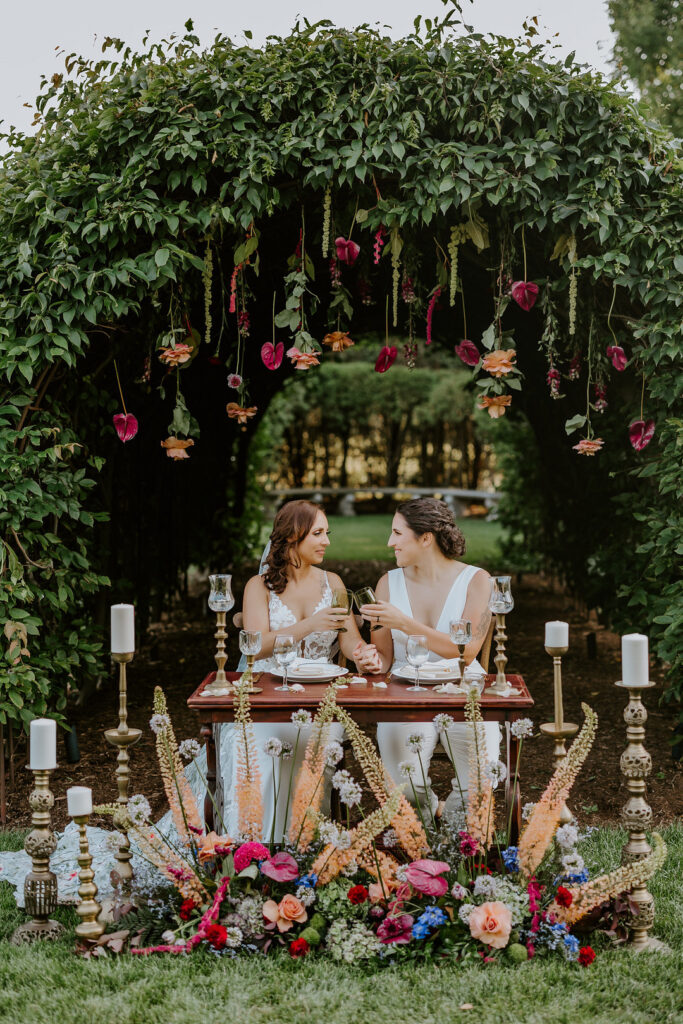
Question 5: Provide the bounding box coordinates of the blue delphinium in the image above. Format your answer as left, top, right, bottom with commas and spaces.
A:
297, 872, 318, 888
562, 933, 580, 961
502, 846, 519, 872
412, 905, 447, 939
411, 920, 431, 940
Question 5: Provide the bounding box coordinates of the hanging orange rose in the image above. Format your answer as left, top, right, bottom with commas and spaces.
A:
160, 437, 195, 459
158, 343, 193, 366
286, 347, 320, 370
322, 331, 355, 352
572, 437, 604, 456
482, 349, 516, 377
478, 395, 512, 419
226, 402, 258, 426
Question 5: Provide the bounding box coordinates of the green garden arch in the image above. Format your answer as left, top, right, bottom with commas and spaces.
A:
0, 16, 680, 738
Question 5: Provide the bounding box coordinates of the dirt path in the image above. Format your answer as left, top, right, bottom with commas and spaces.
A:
3, 568, 681, 831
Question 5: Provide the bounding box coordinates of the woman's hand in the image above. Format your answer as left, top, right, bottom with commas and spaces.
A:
352, 642, 382, 674
308, 606, 350, 633
358, 600, 408, 633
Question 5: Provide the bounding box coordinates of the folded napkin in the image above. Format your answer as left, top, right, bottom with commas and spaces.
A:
290, 658, 336, 674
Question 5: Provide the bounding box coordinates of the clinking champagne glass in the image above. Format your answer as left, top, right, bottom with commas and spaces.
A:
239, 629, 262, 686
406, 635, 429, 692
449, 618, 472, 683
273, 634, 297, 692
331, 588, 352, 632
354, 587, 382, 632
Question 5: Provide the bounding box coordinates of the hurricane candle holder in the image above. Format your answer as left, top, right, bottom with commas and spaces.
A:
204, 574, 235, 696
539, 630, 577, 824
486, 576, 515, 695
11, 767, 64, 945
104, 651, 142, 884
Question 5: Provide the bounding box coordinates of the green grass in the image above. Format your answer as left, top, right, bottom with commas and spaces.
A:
1, 824, 681, 1024
321, 515, 504, 567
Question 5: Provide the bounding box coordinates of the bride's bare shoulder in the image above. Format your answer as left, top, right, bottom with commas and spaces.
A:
244, 574, 269, 598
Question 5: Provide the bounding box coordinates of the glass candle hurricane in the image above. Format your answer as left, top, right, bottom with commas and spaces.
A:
489, 576, 514, 614
208, 574, 234, 613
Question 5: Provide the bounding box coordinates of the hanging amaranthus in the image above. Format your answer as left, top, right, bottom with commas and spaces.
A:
568, 234, 578, 336
448, 224, 468, 306
464, 692, 495, 847
390, 228, 403, 327
203, 242, 213, 347
234, 685, 263, 841
321, 185, 331, 258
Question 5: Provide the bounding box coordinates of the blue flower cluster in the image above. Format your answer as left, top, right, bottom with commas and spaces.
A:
562, 933, 580, 961
534, 920, 569, 951
411, 905, 447, 940
557, 869, 590, 885
297, 873, 318, 888
501, 846, 519, 872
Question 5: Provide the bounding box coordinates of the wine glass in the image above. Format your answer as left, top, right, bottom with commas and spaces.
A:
239, 629, 262, 686
273, 634, 297, 692
449, 617, 471, 681
354, 587, 382, 632
330, 589, 352, 632
489, 576, 514, 614
406, 635, 429, 692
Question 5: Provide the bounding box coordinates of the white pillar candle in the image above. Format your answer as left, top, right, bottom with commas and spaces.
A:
67, 786, 92, 817
622, 633, 649, 686
111, 603, 135, 654
545, 621, 569, 648
29, 718, 57, 770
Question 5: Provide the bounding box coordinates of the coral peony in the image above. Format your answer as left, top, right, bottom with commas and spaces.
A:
482, 349, 516, 378
510, 281, 539, 310
261, 341, 284, 370
629, 419, 655, 451
233, 842, 271, 873
160, 437, 194, 460
287, 346, 320, 370
606, 345, 627, 371
572, 437, 604, 456
455, 339, 480, 367
478, 395, 512, 418
375, 345, 397, 373
405, 859, 451, 897
322, 330, 354, 352
468, 901, 512, 949
113, 412, 138, 443
335, 237, 360, 265
260, 852, 299, 882
377, 913, 414, 945
263, 894, 308, 933
158, 343, 193, 366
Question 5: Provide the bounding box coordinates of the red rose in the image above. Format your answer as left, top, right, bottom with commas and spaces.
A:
204, 923, 228, 950
347, 884, 369, 905
289, 937, 310, 958
179, 898, 196, 921
555, 886, 573, 908
578, 945, 596, 967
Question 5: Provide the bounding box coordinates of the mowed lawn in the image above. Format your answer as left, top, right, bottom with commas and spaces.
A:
1, 824, 681, 1024
322, 515, 504, 567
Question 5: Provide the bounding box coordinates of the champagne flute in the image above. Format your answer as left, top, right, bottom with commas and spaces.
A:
330, 588, 352, 632
449, 618, 471, 682
239, 629, 262, 688
273, 634, 297, 692
354, 587, 382, 632
406, 635, 429, 692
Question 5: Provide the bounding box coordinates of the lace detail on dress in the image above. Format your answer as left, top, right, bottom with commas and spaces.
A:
253, 572, 337, 671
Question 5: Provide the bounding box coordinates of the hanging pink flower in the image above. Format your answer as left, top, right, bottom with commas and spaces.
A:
568, 355, 581, 381
229, 265, 241, 313
546, 368, 561, 399
237, 310, 250, 337
405, 859, 451, 897
455, 339, 480, 367
629, 419, 655, 451
510, 281, 539, 311
260, 852, 299, 882
375, 345, 397, 373
606, 345, 627, 371
113, 413, 138, 442
426, 287, 441, 345
227, 373, 243, 389
572, 437, 604, 456
287, 347, 320, 370
335, 237, 360, 266
261, 342, 284, 370
594, 384, 608, 412
373, 226, 387, 265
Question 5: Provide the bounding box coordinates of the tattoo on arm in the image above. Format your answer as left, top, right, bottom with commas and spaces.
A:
474, 610, 492, 643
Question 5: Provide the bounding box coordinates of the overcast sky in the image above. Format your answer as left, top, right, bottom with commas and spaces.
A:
1, 1, 616, 137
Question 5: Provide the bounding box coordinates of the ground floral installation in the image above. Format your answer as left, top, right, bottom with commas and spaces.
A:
93, 684, 666, 966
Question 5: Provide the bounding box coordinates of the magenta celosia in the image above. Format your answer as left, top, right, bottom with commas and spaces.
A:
234, 842, 271, 873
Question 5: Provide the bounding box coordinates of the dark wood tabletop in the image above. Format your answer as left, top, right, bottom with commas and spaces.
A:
188, 671, 533, 724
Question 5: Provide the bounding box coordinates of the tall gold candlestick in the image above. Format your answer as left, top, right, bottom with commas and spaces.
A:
540, 645, 578, 824
104, 651, 141, 884
73, 815, 105, 940
486, 614, 512, 695
11, 769, 64, 944
204, 611, 233, 695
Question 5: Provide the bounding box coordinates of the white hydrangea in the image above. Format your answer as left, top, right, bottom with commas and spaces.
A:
318, 821, 340, 845
224, 926, 243, 948
493, 878, 530, 927
332, 769, 351, 789
326, 919, 382, 963
555, 824, 579, 850
335, 829, 352, 851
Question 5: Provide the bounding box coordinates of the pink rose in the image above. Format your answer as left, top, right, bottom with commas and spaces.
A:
262, 894, 307, 933
468, 901, 512, 949
260, 851, 299, 882
405, 859, 451, 897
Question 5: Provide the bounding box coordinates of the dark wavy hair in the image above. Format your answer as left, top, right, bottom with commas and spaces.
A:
396, 497, 466, 559
262, 499, 322, 594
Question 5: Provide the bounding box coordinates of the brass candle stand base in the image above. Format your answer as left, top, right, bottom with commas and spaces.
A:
11, 768, 64, 945
73, 815, 105, 940
204, 611, 232, 695
615, 678, 666, 952
539, 722, 579, 823
485, 614, 515, 694
106, 652, 141, 885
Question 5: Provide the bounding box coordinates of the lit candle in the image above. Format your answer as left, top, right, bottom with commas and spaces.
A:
29, 718, 57, 770
621, 633, 649, 686
545, 621, 569, 648
67, 786, 92, 817
111, 604, 135, 654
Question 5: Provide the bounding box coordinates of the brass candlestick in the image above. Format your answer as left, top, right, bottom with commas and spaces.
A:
616, 676, 664, 951
73, 815, 105, 940
11, 769, 64, 945
104, 652, 141, 885
204, 611, 233, 695
486, 614, 512, 695
540, 645, 578, 824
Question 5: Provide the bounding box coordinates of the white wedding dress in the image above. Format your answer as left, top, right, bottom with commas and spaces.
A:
377, 565, 501, 817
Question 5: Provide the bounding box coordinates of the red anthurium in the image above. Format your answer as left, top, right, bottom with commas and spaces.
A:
510, 281, 539, 311
455, 339, 480, 367
375, 345, 397, 373
260, 851, 299, 882
335, 237, 360, 266
629, 419, 655, 451
113, 413, 138, 442
405, 859, 451, 897
261, 341, 284, 370
606, 345, 627, 371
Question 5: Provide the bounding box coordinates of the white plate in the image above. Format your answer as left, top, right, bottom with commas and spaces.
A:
392, 663, 462, 685
270, 663, 350, 683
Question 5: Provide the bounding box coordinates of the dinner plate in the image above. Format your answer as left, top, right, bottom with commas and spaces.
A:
270, 662, 350, 683
392, 663, 462, 685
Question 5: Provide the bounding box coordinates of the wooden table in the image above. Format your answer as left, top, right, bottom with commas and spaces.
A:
188, 671, 533, 838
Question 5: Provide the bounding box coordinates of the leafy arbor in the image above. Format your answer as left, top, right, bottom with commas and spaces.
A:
0, 15, 681, 739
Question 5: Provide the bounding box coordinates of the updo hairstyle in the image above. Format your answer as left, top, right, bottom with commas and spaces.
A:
396, 497, 466, 559
262, 499, 322, 594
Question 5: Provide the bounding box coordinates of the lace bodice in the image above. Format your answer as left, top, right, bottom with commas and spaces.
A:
253, 571, 337, 670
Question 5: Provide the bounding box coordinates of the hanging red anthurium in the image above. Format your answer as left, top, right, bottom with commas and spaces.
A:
112, 359, 138, 443
629, 419, 655, 451
261, 342, 284, 370
455, 339, 480, 367
510, 226, 539, 310
375, 346, 397, 373
606, 345, 627, 371
335, 237, 360, 266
